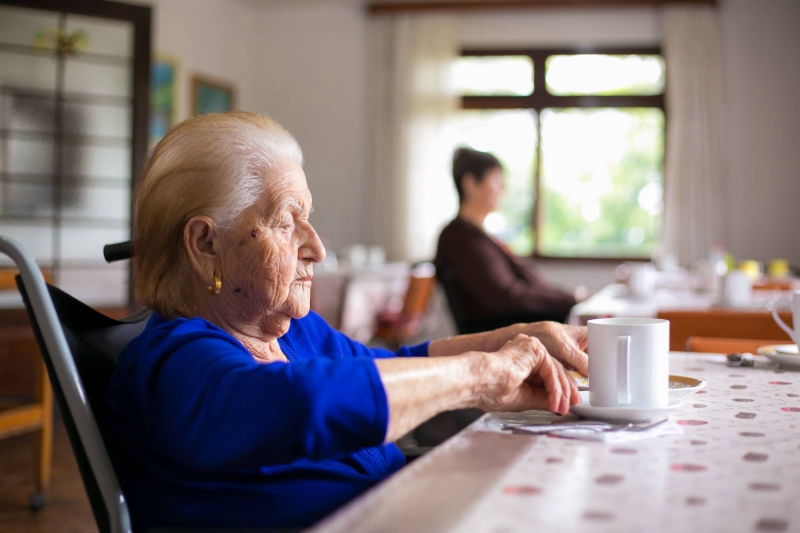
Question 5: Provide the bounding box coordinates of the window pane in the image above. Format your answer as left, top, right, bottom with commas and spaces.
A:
453, 56, 533, 96
546, 55, 665, 95
539, 108, 664, 257
451, 109, 537, 254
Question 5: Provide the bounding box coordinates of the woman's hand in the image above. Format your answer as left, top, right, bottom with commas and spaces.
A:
377, 333, 580, 442
428, 321, 588, 376
475, 334, 580, 415
515, 322, 588, 376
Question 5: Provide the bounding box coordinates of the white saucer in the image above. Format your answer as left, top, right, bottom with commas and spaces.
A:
757, 344, 800, 369
668, 375, 708, 399
570, 373, 706, 399
776, 344, 799, 355
571, 391, 683, 423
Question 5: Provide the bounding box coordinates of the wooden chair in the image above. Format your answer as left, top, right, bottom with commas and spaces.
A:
656, 308, 793, 352
0, 267, 54, 509
373, 263, 437, 348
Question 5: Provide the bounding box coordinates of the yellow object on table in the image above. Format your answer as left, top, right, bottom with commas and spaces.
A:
768, 258, 789, 278
738, 260, 762, 281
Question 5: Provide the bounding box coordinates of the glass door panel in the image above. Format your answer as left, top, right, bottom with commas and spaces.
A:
0, 3, 138, 307
0, 5, 59, 48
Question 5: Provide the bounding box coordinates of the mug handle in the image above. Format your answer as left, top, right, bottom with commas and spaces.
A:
770, 297, 799, 344
617, 335, 631, 405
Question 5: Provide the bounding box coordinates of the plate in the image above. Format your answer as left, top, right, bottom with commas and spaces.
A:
570, 372, 707, 399
758, 344, 800, 369
570, 391, 683, 423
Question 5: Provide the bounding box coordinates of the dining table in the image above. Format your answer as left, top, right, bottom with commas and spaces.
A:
567, 282, 793, 326
308, 351, 800, 533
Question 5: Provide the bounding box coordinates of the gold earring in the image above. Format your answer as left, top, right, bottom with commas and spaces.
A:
207, 273, 222, 295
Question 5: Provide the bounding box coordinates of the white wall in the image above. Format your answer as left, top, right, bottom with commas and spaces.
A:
248, 4, 370, 255
720, 0, 800, 269
136, 0, 800, 290
138, 0, 262, 118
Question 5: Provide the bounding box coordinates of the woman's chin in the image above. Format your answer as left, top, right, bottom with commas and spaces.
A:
285, 300, 312, 320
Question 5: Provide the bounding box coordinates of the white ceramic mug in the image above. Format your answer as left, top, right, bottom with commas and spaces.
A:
588, 317, 670, 408
720, 270, 752, 307
628, 263, 656, 297
771, 290, 800, 346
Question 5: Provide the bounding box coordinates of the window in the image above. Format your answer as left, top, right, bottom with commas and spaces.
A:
452, 48, 665, 259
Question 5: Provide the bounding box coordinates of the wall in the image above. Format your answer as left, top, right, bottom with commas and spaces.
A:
720, 0, 800, 269
137, 0, 261, 117
247, 4, 370, 256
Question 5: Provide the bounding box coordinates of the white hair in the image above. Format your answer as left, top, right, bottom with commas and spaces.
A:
133, 111, 303, 317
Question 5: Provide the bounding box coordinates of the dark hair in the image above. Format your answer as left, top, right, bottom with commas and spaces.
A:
452, 146, 502, 203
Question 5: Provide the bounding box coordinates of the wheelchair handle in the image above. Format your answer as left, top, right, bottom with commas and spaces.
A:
103, 241, 132, 263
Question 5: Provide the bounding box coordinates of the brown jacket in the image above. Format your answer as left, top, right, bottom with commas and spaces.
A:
434, 217, 576, 325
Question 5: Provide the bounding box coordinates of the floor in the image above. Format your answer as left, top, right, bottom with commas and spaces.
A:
0, 413, 96, 533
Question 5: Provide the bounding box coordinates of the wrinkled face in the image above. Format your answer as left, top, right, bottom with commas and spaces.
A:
220, 159, 325, 328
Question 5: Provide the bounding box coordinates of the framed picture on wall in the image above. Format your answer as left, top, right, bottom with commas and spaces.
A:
191, 75, 235, 116
149, 54, 179, 149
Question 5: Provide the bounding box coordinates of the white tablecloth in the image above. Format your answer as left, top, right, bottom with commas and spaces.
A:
310, 352, 800, 533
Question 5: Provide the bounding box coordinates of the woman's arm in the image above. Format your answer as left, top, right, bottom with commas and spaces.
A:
376, 334, 580, 442
428, 321, 589, 376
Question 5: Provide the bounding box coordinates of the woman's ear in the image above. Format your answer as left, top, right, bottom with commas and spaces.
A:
461, 172, 478, 199
184, 216, 220, 280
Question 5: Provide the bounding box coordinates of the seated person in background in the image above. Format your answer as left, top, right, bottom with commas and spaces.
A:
104, 112, 587, 531
435, 147, 584, 333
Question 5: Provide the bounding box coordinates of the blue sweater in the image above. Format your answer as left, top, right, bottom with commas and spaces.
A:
103, 310, 429, 530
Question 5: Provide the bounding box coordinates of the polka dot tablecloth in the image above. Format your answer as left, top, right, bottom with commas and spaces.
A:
310, 353, 800, 533
456, 353, 800, 533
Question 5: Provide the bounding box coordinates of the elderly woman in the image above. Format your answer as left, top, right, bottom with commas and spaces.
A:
103, 112, 588, 531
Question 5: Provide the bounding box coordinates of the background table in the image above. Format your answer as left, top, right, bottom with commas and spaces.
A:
310, 352, 800, 533
311, 263, 410, 343
567, 283, 791, 325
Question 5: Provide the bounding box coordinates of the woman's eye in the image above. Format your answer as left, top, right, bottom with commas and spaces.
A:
272, 217, 293, 232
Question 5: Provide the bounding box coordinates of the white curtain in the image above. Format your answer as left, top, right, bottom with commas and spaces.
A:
369, 14, 459, 262
660, 6, 727, 266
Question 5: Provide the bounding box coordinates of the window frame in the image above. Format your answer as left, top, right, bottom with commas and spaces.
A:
460, 46, 665, 261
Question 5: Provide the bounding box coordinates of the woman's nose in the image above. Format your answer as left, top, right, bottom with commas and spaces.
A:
300, 222, 326, 263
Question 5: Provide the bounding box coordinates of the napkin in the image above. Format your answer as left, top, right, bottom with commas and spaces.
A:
548, 421, 683, 442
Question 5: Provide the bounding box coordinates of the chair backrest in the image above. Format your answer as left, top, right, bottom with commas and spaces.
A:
400, 263, 437, 320
657, 308, 793, 351
436, 263, 471, 334
0, 235, 144, 533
